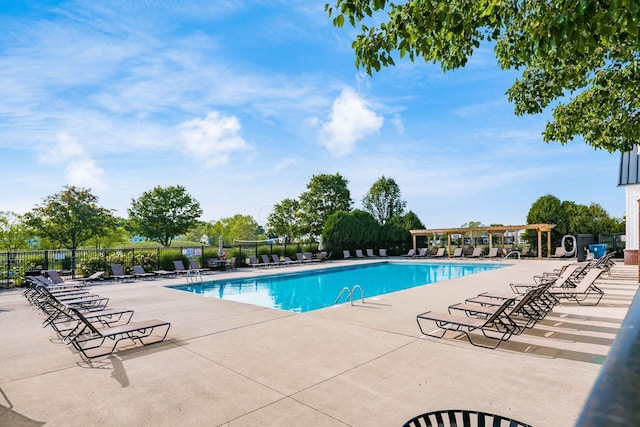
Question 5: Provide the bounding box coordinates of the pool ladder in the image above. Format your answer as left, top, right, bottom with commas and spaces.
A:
186, 270, 203, 283
334, 284, 365, 306
500, 251, 521, 263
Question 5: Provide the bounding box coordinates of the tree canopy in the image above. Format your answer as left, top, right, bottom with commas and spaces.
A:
0, 211, 29, 251
322, 210, 363, 252
128, 185, 202, 247
267, 198, 302, 242
23, 186, 116, 250
525, 194, 624, 251
299, 173, 353, 237
210, 214, 265, 243
362, 176, 406, 225
326, 0, 640, 152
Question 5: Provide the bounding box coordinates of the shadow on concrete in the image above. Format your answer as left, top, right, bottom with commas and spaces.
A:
0, 388, 45, 426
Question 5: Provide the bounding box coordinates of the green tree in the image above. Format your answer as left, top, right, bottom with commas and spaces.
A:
211, 214, 264, 243
525, 194, 563, 251
267, 198, 302, 242
351, 209, 380, 246
362, 176, 406, 225
402, 211, 425, 231
87, 225, 131, 249
183, 220, 217, 244
326, 1, 640, 152
299, 173, 353, 237
0, 211, 29, 251
128, 185, 202, 247
380, 216, 409, 254
23, 186, 116, 250
322, 210, 363, 254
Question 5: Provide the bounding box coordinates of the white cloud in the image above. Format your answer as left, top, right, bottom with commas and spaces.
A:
391, 114, 405, 135
35, 133, 106, 189
319, 87, 383, 157
66, 158, 107, 190
178, 111, 250, 168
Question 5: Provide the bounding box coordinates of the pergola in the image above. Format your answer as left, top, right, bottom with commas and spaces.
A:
409, 224, 556, 260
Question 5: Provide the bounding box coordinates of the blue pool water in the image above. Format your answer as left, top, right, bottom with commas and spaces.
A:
168, 262, 503, 312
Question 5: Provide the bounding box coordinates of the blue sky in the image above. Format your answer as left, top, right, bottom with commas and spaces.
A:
0, 1, 624, 230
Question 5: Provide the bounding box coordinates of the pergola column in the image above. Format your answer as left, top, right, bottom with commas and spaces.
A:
537, 229, 543, 259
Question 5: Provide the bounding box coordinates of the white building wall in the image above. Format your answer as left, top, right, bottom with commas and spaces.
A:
625, 185, 640, 250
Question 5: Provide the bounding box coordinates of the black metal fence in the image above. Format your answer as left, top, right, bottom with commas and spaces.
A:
0, 241, 320, 288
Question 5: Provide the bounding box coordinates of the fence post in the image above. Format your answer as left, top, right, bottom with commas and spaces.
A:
43, 250, 49, 271
71, 249, 76, 279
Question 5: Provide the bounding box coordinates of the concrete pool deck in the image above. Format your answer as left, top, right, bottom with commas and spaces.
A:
0, 258, 637, 426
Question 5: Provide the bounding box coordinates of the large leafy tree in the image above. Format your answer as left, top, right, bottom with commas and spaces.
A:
322, 210, 363, 253
0, 211, 29, 251
525, 194, 623, 252
299, 173, 353, 237
402, 210, 425, 231
524, 194, 563, 250
326, 1, 640, 152
379, 216, 409, 253
362, 176, 406, 225
211, 214, 264, 243
267, 198, 302, 242
24, 186, 116, 250
351, 209, 380, 245
128, 185, 202, 247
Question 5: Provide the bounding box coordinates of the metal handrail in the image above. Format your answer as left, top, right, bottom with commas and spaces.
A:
500, 251, 521, 263
334, 287, 351, 305
350, 284, 365, 305
334, 285, 365, 306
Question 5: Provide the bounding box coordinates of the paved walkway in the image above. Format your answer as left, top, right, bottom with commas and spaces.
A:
0, 259, 637, 426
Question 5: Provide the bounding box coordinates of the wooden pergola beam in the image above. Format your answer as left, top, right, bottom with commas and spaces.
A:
409, 224, 556, 259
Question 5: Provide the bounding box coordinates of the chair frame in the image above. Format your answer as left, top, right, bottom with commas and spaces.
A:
416, 298, 519, 349
65, 307, 171, 359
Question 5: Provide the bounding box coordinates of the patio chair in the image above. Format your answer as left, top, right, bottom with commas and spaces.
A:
415, 248, 429, 258
45, 270, 67, 284
451, 247, 463, 258
379, 248, 388, 257
132, 265, 157, 280
285, 256, 300, 265
548, 268, 605, 305
39, 298, 135, 342
64, 307, 170, 359
416, 298, 518, 349
450, 286, 550, 330
366, 249, 375, 257
76, 271, 105, 284
34, 284, 110, 311
402, 248, 415, 257
486, 247, 500, 259
431, 248, 446, 258
260, 254, 277, 267
467, 247, 483, 259
189, 259, 210, 273
110, 264, 135, 282
355, 249, 366, 258
402, 409, 532, 427
343, 250, 352, 260
248, 256, 261, 268
304, 252, 321, 262
511, 263, 583, 294
172, 260, 191, 275
551, 247, 567, 258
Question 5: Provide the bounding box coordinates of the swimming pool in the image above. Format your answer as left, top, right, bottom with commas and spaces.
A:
168, 262, 503, 313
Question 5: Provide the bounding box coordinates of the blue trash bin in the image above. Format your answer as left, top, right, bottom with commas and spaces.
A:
588, 244, 608, 259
